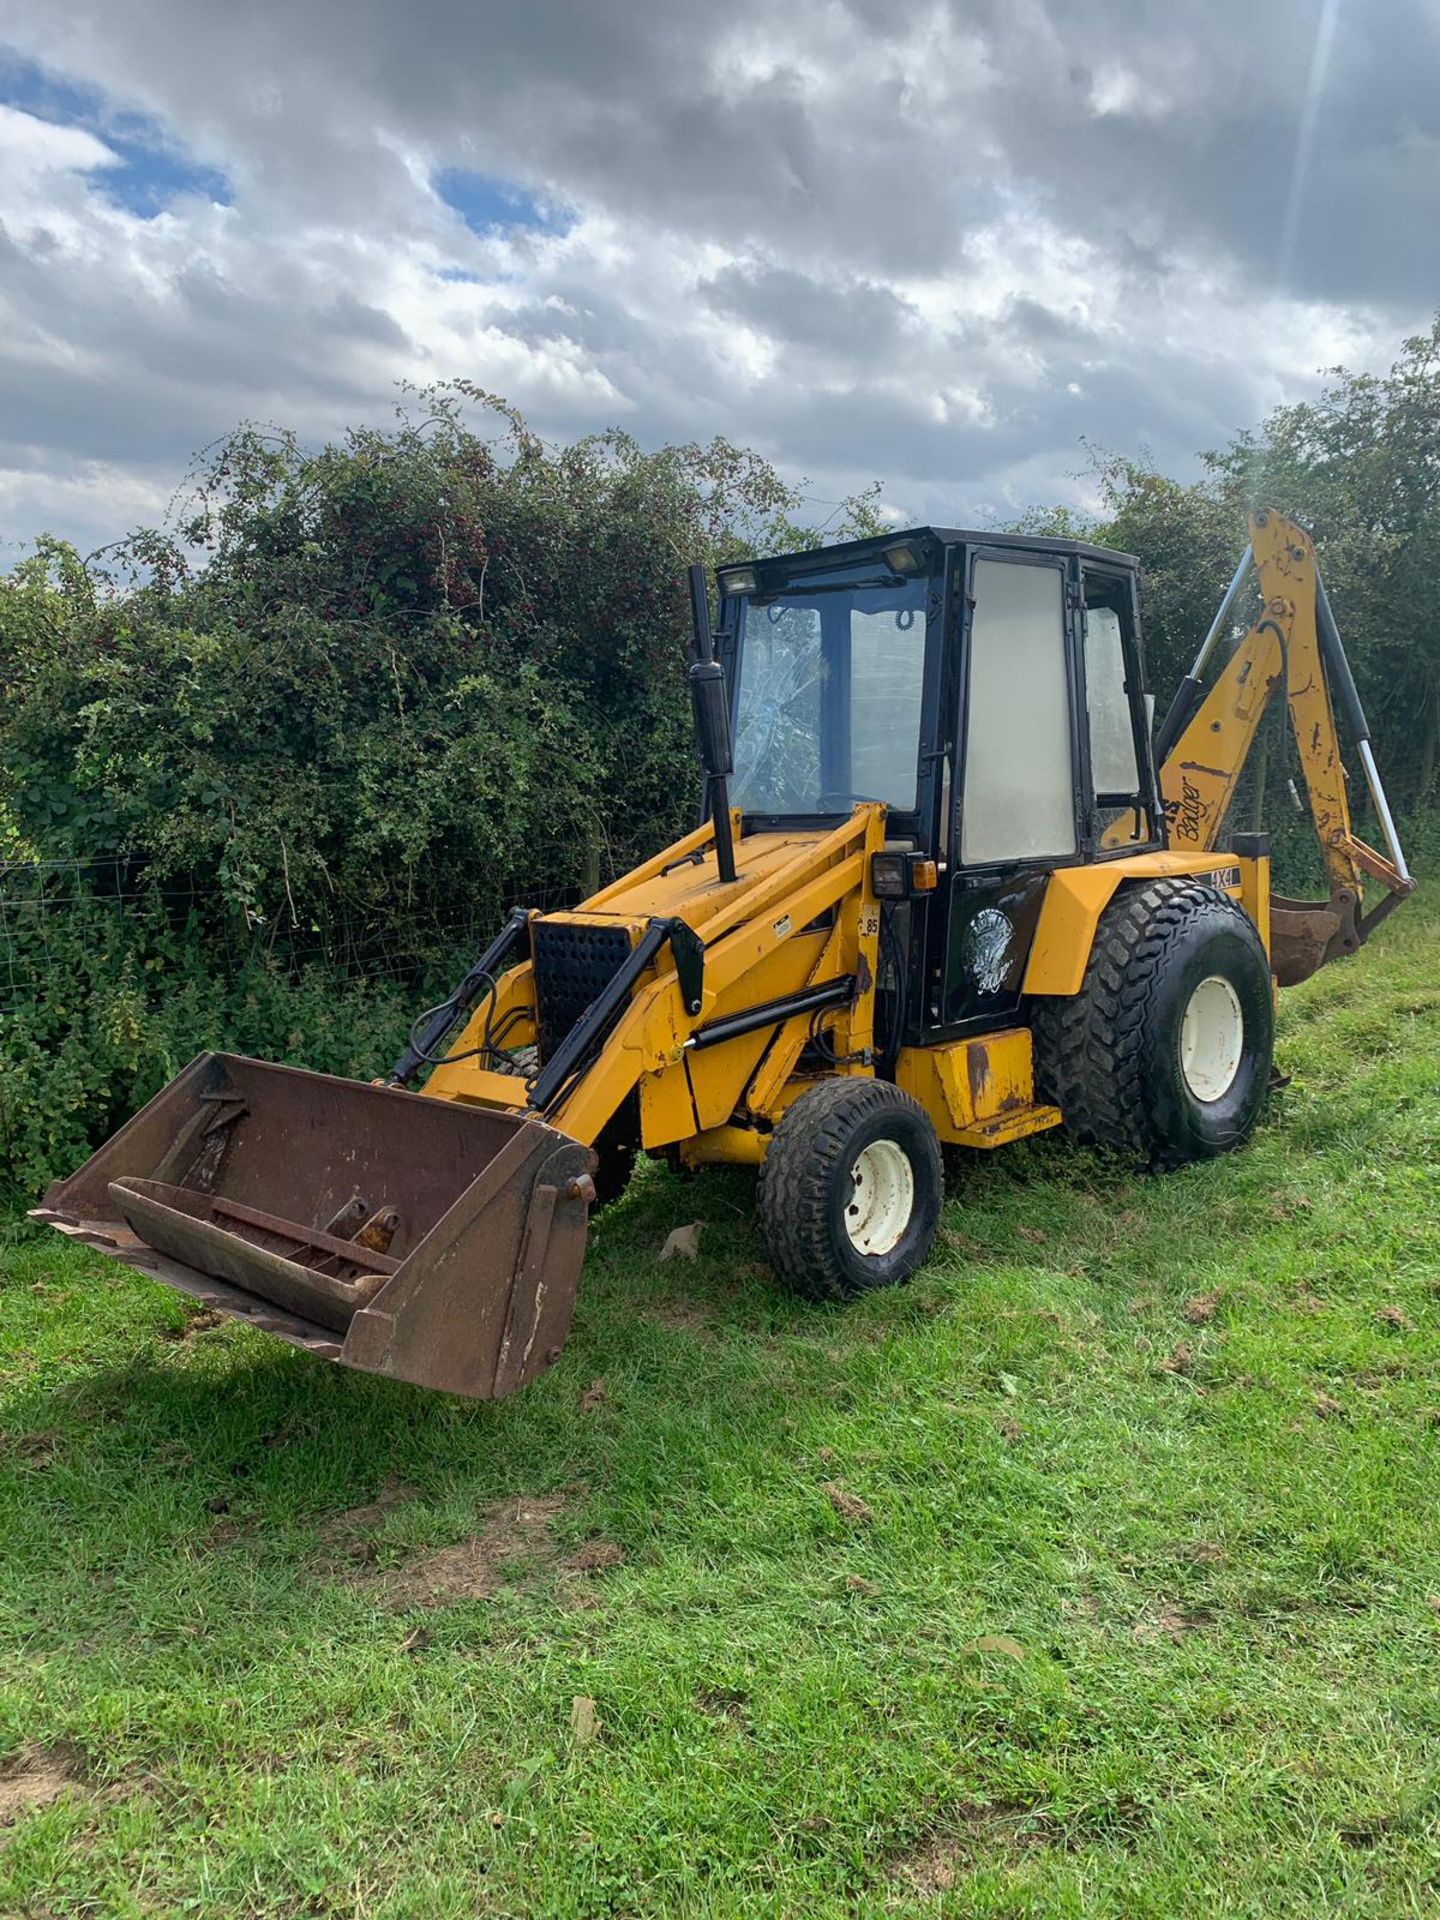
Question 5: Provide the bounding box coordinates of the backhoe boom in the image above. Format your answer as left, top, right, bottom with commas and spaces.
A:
1156, 510, 1413, 983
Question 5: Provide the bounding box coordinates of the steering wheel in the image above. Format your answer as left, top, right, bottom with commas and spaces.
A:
816, 790, 885, 809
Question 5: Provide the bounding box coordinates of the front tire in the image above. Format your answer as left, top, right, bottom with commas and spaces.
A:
590, 1098, 639, 1210
1032, 877, 1274, 1168
756, 1079, 944, 1302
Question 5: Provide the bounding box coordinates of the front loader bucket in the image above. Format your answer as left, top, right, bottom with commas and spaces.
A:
31, 1053, 596, 1400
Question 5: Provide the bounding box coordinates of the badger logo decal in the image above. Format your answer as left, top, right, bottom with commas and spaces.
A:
964, 907, 1014, 996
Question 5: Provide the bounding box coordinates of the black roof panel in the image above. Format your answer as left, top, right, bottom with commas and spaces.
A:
739, 524, 1141, 573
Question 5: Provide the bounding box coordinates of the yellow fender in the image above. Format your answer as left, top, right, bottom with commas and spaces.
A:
1022, 851, 1250, 997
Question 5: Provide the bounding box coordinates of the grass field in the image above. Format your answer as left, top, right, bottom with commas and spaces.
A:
2, 900, 1438, 1918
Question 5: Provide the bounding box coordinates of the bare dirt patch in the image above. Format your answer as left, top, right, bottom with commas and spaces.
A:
1176, 1540, 1228, 1566
208, 1514, 259, 1549
1134, 1605, 1213, 1642
372, 1494, 569, 1607
566, 1539, 626, 1572
645, 1298, 717, 1341
158, 1309, 227, 1343
888, 1794, 1149, 1891
888, 1803, 1066, 1891
5, 1429, 60, 1466
0, 1744, 84, 1823
696, 1685, 750, 1720
822, 1481, 874, 1525
318, 1474, 420, 1557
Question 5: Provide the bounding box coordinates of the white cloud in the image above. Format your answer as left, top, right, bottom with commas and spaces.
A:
0, 98, 112, 178
0, 0, 1432, 558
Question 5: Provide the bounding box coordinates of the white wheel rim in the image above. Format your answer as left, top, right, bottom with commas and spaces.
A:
843, 1139, 914, 1256
1179, 975, 1245, 1103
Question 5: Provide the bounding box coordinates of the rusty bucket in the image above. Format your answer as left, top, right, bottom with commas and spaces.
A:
31, 1053, 596, 1399
1270, 888, 1361, 988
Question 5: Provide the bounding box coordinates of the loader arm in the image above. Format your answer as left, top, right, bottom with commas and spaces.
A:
1156, 509, 1413, 983
424, 804, 888, 1155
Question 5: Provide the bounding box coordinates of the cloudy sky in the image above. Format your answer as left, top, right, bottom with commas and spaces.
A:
0, 0, 1436, 556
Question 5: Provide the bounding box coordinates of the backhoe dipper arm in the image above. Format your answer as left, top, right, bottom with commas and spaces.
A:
1158, 510, 1413, 984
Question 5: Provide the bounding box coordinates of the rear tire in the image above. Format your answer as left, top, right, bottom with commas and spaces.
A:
1031, 877, 1273, 1168
756, 1079, 944, 1302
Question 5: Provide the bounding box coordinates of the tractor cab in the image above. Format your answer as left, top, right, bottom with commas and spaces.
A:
714, 528, 1162, 1039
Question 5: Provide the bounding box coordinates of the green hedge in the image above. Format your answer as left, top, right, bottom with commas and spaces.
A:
0, 392, 881, 1198
5, 324, 1438, 1200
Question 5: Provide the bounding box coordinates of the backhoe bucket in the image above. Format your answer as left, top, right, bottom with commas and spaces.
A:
1270, 888, 1361, 988
31, 1053, 596, 1399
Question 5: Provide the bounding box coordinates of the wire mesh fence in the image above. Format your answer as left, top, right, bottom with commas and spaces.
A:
0, 823, 686, 1197
0, 847, 602, 1016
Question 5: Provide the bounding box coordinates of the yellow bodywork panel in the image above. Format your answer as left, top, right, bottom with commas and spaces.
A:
637, 1048, 699, 1146
679, 1125, 769, 1168
427, 807, 886, 1151
423, 964, 536, 1103
1022, 851, 1248, 997
895, 1028, 1061, 1148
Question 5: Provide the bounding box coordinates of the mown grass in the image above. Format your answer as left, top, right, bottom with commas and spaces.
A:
2, 900, 1438, 1918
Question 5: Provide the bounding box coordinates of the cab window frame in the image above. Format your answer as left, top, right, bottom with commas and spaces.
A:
1076, 562, 1164, 858
718, 547, 946, 842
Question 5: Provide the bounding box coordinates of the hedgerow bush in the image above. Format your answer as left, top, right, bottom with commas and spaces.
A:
0, 389, 879, 1197
0, 888, 421, 1203
7, 318, 1439, 1199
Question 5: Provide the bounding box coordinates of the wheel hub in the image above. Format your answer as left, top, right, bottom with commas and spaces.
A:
844, 1139, 914, 1256
1179, 974, 1245, 1103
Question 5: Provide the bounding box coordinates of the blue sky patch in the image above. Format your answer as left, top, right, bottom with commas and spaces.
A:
0, 51, 231, 214
433, 168, 570, 239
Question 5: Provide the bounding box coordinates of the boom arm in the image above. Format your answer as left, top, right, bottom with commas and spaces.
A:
1156, 510, 1413, 984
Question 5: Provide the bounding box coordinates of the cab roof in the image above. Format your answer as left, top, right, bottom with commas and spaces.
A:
747, 524, 1142, 574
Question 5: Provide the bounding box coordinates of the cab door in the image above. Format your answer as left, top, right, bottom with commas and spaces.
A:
939, 548, 1081, 1030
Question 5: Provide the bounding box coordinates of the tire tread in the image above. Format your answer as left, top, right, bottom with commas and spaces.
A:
1032, 877, 1266, 1167
756, 1079, 940, 1302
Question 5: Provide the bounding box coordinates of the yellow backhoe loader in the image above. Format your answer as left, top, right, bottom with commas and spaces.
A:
34, 510, 1413, 1398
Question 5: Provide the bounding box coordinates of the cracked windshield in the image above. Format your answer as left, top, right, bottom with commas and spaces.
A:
730, 576, 929, 813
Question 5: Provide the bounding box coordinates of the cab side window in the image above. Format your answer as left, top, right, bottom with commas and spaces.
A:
1084, 575, 1148, 847
960, 557, 1075, 865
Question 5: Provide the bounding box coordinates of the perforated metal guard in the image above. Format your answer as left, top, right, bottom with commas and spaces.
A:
531, 920, 634, 1063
